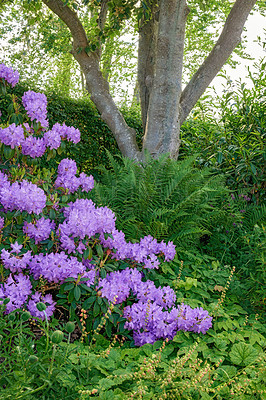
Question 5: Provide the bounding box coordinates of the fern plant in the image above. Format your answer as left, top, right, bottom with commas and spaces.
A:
86, 152, 229, 251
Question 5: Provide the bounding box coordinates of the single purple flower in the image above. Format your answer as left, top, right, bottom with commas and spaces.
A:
10, 241, 23, 254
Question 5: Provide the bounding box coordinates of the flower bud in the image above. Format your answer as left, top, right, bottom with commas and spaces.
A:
36, 302, 46, 312
21, 311, 31, 322
51, 330, 64, 344
65, 321, 75, 333
8, 313, 16, 321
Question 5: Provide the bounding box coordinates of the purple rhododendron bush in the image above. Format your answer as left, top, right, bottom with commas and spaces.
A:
0, 64, 213, 347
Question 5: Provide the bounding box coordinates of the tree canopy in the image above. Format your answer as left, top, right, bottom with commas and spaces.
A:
0, 0, 263, 160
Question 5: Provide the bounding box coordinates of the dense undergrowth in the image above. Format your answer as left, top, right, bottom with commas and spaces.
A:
0, 64, 265, 399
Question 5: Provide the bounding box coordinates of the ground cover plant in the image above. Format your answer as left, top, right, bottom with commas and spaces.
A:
0, 64, 265, 399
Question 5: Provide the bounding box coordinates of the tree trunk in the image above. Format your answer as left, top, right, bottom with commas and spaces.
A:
138, 1, 158, 129
76, 51, 142, 161
42, 0, 257, 162
42, 0, 142, 162
142, 0, 189, 159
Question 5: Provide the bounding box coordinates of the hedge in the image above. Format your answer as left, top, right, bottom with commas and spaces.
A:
0, 83, 143, 179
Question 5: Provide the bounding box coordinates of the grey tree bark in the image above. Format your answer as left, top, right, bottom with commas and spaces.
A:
42, 0, 257, 161
142, 0, 189, 159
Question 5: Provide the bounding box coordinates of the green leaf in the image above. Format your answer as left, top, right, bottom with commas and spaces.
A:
49, 209, 56, 220
217, 151, 223, 164
61, 195, 69, 203
74, 285, 81, 301
83, 247, 92, 260
93, 300, 100, 316
83, 296, 96, 309
3, 146, 15, 160
250, 163, 257, 175
96, 244, 104, 258
229, 342, 258, 366
64, 283, 74, 291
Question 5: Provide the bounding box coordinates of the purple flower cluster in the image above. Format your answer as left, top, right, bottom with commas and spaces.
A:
98, 267, 176, 308
100, 230, 176, 269
0, 123, 81, 159
175, 303, 212, 334
1, 249, 32, 273
0, 64, 19, 87
0, 174, 47, 214
22, 90, 49, 128
0, 273, 32, 313
124, 301, 213, 346
0, 245, 96, 317
55, 159, 94, 194
44, 123, 80, 148
58, 198, 115, 253
27, 251, 91, 283
97, 267, 212, 346
21, 136, 46, 158
97, 267, 210, 345
124, 301, 178, 346
0, 124, 24, 148
0, 272, 55, 320
23, 217, 55, 244
14, 251, 95, 286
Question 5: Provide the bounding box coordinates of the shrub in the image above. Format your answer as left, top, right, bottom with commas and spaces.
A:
0, 81, 142, 180
0, 64, 213, 348
180, 60, 266, 203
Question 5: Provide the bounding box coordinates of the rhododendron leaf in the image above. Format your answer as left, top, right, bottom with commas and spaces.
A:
96, 244, 104, 259
106, 320, 112, 337
49, 209, 56, 220
64, 283, 74, 291
74, 285, 81, 301
93, 301, 100, 316
83, 296, 96, 309
62, 195, 69, 203
79, 283, 92, 292
83, 248, 91, 260
3, 145, 15, 160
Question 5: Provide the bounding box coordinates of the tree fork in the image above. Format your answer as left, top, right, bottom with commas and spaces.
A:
42, 0, 142, 161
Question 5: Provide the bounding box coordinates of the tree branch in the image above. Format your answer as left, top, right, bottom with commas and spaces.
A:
98, 0, 109, 31
180, 0, 257, 125
42, 0, 89, 51
42, 0, 141, 161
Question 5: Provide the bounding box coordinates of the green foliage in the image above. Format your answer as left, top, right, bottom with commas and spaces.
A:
87, 151, 229, 250
1, 276, 265, 400
202, 202, 266, 312
177, 63, 266, 312
0, 82, 142, 179
180, 60, 266, 202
